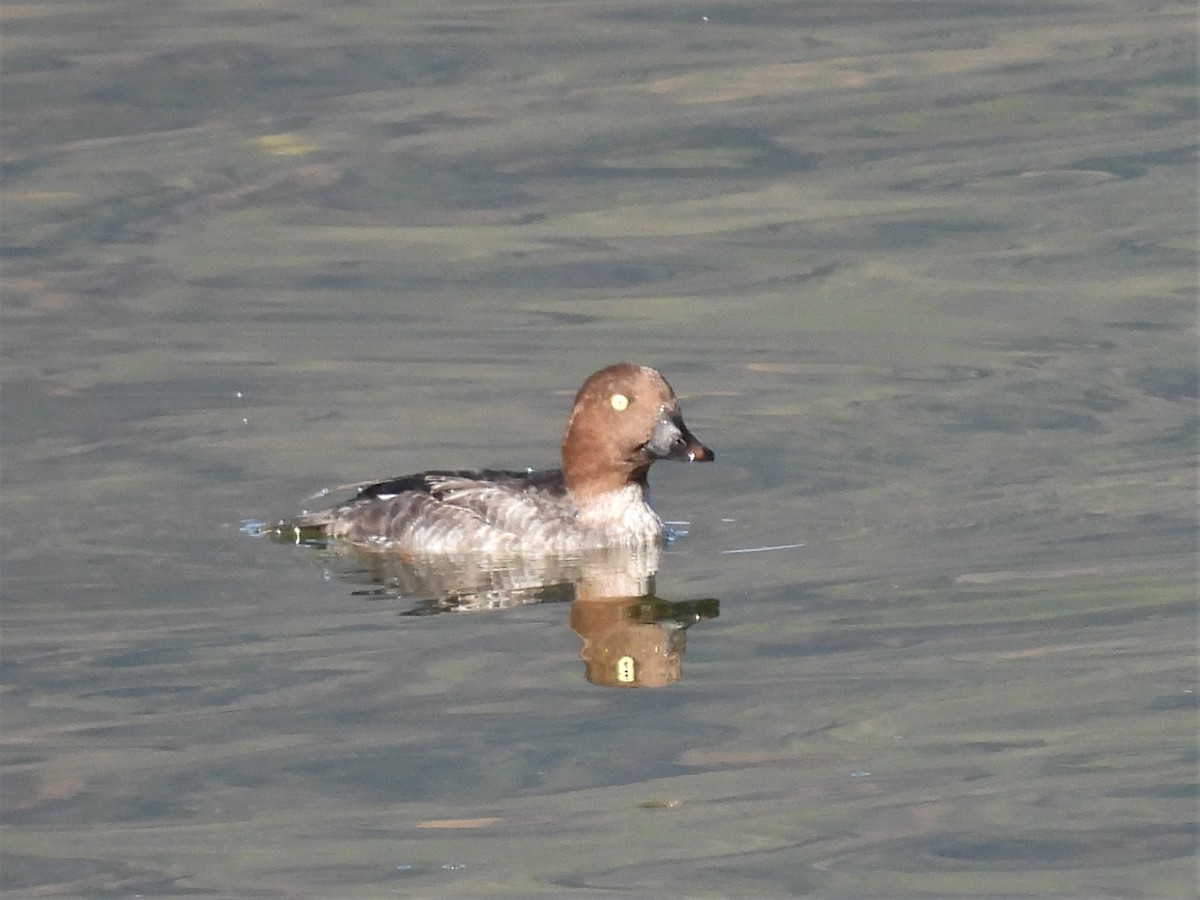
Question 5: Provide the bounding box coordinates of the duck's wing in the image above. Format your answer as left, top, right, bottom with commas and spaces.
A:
288, 469, 571, 550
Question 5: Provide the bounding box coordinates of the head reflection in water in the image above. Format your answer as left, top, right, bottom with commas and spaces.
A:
570, 594, 719, 688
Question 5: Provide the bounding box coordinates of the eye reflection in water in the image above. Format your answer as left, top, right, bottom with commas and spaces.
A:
274, 533, 718, 689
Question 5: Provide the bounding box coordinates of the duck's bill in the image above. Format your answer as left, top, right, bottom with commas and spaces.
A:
678, 433, 714, 462
645, 412, 714, 462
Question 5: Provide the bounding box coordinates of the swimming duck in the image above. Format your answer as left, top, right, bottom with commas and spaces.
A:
286, 363, 713, 555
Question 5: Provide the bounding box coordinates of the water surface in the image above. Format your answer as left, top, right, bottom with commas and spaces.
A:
2, 0, 1196, 895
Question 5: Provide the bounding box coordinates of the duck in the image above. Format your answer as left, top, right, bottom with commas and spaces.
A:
285, 363, 713, 555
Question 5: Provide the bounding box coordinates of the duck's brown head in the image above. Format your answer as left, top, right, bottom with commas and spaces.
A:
560, 363, 713, 500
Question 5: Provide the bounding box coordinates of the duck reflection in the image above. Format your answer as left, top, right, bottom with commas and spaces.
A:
298, 539, 718, 688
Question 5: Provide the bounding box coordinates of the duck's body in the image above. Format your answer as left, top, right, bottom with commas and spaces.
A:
287, 364, 712, 555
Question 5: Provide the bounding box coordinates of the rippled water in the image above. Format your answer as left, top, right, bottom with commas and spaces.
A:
3, 0, 1196, 895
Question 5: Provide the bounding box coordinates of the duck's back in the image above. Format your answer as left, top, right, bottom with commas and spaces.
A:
293, 469, 579, 554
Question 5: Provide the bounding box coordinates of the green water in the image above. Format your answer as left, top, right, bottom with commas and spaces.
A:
2, 0, 1195, 895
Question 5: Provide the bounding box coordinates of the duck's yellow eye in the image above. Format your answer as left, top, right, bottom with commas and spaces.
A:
610, 393, 629, 411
